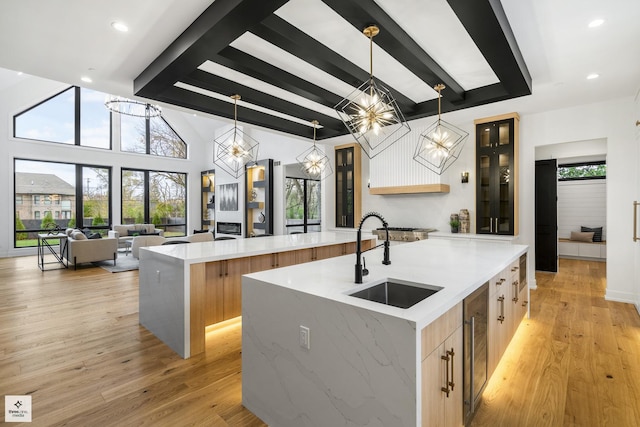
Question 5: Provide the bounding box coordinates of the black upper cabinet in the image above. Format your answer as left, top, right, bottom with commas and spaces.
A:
335, 144, 361, 228
475, 113, 519, 236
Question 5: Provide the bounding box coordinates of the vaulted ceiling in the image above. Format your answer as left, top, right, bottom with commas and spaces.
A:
134, 0, 532, 140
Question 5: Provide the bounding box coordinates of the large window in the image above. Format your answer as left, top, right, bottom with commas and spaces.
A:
14, 87, 110, 149
285, 177, 321, 233
122, 168, 186, 237
14, 159, 112, 247
121, 114, 187, 159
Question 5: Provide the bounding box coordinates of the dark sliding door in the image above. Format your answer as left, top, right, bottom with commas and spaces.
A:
535, 159, 558, 272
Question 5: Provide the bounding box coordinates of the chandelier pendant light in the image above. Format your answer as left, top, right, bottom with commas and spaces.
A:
213, 94, 260, 179
335, 25, 410, 159
413, 84, 468, 175
104, 95, 161, 119
296, 120, 333, 180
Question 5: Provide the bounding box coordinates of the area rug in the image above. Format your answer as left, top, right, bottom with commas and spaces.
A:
93, 256, 139, 273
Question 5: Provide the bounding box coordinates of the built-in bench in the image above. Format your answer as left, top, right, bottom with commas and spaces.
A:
558, 238, 606, 260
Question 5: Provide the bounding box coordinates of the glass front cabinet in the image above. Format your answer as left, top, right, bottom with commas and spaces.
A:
245, 159, 274, 237
201, 169, 215, 232
475, 113, 519, 236
335, 143, 361, 228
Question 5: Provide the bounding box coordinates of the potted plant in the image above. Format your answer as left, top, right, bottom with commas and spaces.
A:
450, 219, 460, 233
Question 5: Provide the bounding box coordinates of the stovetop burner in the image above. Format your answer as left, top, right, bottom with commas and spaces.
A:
377, 227, 417, 231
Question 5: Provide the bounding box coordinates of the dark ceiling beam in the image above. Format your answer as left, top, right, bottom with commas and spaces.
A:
215, 47, 344, 108
447, 0, 532, 96
321, 0, 466, 102
134, 0, 288, 98
410, 83, 510, 120
158, 86, 344, 140
181, 69, 345, 132
251, 15, 415, 113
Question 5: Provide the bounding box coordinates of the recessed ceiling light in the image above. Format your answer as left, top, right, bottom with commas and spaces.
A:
111, 21, 128, 32
587, 73, 599, 80
17, 71, 23, 76
588, 19, 604, 28
81, 76, 93, 83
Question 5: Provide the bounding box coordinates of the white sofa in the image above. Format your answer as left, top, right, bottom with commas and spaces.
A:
131, 232, 214, 258
108, 224, 164, 249
62, 229, 119, 269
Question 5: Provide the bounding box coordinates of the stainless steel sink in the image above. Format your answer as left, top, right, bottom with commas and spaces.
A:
348, 279, 442, 309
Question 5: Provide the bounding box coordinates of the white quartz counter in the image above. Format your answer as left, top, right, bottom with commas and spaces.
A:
141, 231, 375, 264
241, 238, 528, 426
244, 238, 528, 330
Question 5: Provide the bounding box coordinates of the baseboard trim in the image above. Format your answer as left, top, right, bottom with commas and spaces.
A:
604, 289, 636, 305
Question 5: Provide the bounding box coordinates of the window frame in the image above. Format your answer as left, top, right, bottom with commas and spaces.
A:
558, 160, 606, 181
13, 86, 112, 149
285, 176, 322, 234
121, 167, 187, 237
13, 158, 113, 248
120, 114, 187, 159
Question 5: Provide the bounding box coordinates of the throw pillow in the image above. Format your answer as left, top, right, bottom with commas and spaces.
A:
128, 230, 141, 237
82, 227, 92, 236
581, 226, 603, 242
570, 231, 594, 242
88, 232, 102, 239
65, 228, 74, 237
71, 230, 88, 240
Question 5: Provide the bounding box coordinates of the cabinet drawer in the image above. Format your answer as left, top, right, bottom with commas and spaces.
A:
421, 302, 462, 360
558, 241, 579, 256
578, 243, 600, 258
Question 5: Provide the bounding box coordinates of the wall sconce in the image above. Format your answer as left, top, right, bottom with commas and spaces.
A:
461, 171, 469, 183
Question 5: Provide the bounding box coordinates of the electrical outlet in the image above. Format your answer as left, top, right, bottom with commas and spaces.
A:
299, 325, 310, 350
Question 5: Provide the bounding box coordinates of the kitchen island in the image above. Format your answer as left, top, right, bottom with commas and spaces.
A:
138, 232, 376, 359
242, 238, 528, 427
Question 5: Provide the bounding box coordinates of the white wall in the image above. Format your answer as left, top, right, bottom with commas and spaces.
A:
557, 180, 607, 240
351, 97, 636, 303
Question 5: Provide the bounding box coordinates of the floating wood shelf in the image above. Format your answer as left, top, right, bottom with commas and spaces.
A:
369, 184, 450, 195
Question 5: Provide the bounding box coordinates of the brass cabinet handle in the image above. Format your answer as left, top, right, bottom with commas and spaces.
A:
512, 281, 519, 302
490, 218, 493, 233
498, 295, 505, 323
634, 201, 640, 242
441, 350, 451, 397
448, 348, 455, 391
495, 218, 498, 233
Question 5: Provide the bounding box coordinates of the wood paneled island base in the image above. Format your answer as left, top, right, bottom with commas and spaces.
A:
139, 232, 375, 358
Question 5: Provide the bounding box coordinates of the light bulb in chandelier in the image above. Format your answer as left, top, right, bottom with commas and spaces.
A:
296, 120, 332, 180
355, 92, 395, 135
213, 94, 260, 178
334, 25, 410, 158
413, 84, 468, 175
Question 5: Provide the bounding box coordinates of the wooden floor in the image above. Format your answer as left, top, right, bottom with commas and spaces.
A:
0, 256, 266, 426
1, 257, 638, 426
472, 259, 640, 427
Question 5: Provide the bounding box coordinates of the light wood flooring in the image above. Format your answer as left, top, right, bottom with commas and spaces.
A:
1, 256, 639, 426
472, 259, 640, 427
0, 256, 266, 426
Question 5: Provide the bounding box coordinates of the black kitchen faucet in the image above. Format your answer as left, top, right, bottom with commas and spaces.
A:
355, 212, 391, 284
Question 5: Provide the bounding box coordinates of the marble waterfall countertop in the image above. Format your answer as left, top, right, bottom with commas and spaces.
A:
244, 238, 528, 330
141, 231, 377, 264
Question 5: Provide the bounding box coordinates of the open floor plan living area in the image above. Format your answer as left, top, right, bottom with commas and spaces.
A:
1, 0, 639, 425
